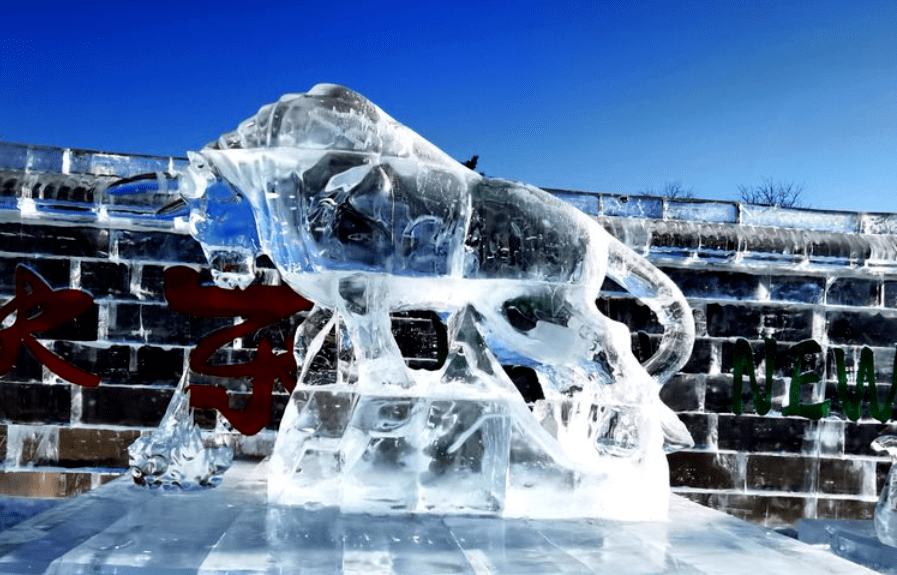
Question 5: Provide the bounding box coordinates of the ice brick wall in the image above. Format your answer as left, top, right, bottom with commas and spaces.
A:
3, 143, 897, 527
0, 144, 208, 495
581, 195, 897, 527
0, 143, 446, 497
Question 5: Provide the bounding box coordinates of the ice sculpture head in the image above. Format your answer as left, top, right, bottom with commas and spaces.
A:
138, 84, 696, 519
179, 84, 480, 287
174, 152, 263, 289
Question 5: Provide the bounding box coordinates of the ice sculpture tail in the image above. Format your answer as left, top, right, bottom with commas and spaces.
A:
605, 234, 695, 385
601, 232, 695, 450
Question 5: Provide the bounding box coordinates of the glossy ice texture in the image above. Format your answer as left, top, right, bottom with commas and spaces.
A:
0, 462, 877, 575
128, 371, 233, 489
174, 84, 695, 519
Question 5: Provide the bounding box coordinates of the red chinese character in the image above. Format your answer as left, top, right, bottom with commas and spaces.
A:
164, 266, 313, 435
0, 266, 99, 387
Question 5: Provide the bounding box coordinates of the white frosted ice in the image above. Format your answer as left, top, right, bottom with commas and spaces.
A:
3, 424, 58, 468
128, 84, 696, 519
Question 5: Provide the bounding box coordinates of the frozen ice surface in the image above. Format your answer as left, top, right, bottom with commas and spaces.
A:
0, 462, 879, 574
112, 83, 697, 519
0, 498, 58, 534
128, 371, 233, 489
798, 519, 897, 574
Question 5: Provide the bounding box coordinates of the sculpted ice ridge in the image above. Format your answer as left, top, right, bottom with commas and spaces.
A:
125, 84, 696, 520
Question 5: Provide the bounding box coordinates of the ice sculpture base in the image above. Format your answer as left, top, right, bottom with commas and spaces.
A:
0, 461, 877, 575
269, 388, 671, 521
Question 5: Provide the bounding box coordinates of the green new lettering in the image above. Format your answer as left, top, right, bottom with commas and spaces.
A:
731, 338, 897, 422
731, 338, 775, 416
835, 346, 897, 423
870, 347, 897, 422
833, 348, 863, 420
781, 339, 830, 419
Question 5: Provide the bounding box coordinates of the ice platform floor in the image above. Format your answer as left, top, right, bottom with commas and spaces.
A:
0, 461, 878, 574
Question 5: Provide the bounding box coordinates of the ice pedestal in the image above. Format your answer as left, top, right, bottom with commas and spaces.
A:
0, 461, 877, 574
268, 306, 672, 520
269, 393, 670, 520
269, 394, 513, 515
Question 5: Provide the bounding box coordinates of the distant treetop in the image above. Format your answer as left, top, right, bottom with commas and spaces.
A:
738, 179, 804, 208
639, 181, 695, 199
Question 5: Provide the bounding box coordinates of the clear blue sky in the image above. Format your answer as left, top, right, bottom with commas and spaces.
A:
1, 1, 895, 213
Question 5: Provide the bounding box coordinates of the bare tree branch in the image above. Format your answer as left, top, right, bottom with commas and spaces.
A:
738, 178, 804, 208
640, 181, 695, 199
662, 181, 695, 199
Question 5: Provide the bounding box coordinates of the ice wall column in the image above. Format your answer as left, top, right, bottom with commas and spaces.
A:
164, 82, 694, 519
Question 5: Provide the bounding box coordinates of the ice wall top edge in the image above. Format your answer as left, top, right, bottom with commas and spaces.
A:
2, 142, 895, 234
545, 188, 897, 234
599, 217, 897, 274
0, 141, 188, 179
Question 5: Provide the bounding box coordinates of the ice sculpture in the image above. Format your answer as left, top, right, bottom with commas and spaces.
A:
129, 370, 234, 489
873, 435, 897, 546
118, 84, 695, 519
